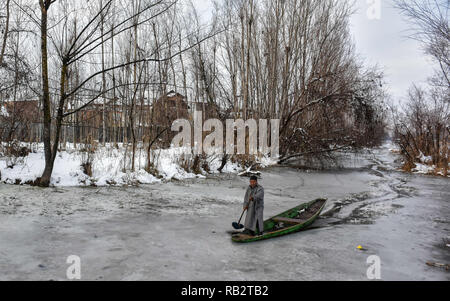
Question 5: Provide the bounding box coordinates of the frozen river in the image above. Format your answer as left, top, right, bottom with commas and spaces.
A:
0, 145, 449, 280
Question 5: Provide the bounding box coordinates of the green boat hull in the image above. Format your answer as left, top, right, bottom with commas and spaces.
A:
231, 198, 327, 243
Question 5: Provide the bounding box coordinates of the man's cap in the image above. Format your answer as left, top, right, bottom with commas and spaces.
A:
250, 175, 258, 181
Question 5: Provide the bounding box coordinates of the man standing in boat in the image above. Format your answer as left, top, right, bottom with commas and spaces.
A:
242, 176, 265, 236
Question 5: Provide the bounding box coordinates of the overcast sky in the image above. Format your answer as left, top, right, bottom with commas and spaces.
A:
193, 0, 437, 105
350, 0, 436, 104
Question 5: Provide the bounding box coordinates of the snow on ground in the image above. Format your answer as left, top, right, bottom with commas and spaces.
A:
0, 140, 446, 187
379, 142, 448, 177
0, 146, 160, 186
412, 163, 437, 175
0, 151, 90, 186
0, 105, 9, 117
417, 151, 433, 165
0, 144, 258, 187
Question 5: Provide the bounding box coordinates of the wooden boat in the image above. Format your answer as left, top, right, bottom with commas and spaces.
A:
231, 198, 327, 243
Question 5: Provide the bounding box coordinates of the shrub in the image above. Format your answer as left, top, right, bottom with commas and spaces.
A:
80, 135, 97, 177
393, 85, 449, 176
4, 140, 30, 168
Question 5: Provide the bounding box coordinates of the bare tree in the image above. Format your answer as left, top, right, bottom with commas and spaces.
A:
212, 0, 387, 164
2, 0, 388, 184
393, 0, 449, 175
34, 0, 221, 186
395, 0, 450, 86
392, 84, 449, 174
0, 0, 11, 66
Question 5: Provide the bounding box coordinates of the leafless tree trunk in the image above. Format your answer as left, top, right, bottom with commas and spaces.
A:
0, 0, 11, 66
37, 0, 54, 187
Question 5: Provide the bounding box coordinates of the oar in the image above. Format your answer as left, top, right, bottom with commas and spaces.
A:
232, 208, 246, 230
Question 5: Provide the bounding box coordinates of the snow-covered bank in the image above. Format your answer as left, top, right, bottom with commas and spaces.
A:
0, 143, 279, 187
1, 140, 446, 187
410, 151, 449, 177
382, 141, 449, 178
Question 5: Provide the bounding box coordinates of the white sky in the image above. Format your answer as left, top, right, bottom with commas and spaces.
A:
192, 0, 437, 105
350, 0, 436, 104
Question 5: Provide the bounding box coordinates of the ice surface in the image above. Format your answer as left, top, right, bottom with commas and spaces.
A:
0, 143, 448, 280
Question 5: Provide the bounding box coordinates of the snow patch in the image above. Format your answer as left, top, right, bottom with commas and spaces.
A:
0, 105, 9, 117
153, 147, 204, 180
1, 145, 280, 186
411, 163, 436, 175
417, 152, 433, 165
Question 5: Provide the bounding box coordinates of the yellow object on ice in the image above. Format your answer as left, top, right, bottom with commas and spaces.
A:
357, 245, 363, 250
